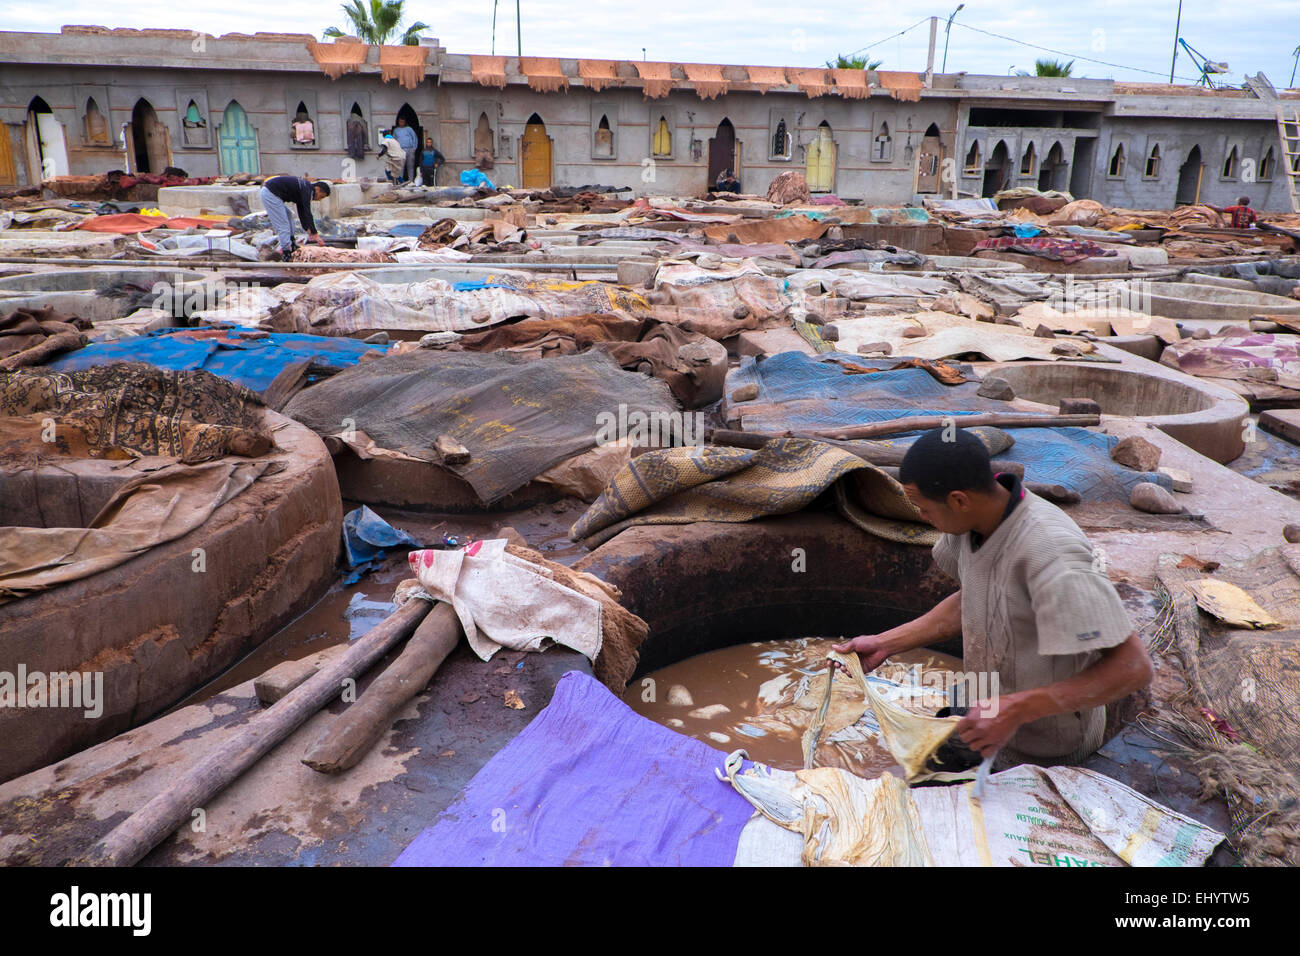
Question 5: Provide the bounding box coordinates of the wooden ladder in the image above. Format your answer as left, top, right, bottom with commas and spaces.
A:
1277, 106, 1300, 213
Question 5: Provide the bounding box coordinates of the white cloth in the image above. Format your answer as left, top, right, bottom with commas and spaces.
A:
409, 539, 603, 663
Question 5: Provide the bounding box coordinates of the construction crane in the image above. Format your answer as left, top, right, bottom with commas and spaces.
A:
1177, 39, 1230, 89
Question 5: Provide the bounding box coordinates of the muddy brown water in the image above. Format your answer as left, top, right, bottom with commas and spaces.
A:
625, 637, 964, 775
171, 500, 590, 710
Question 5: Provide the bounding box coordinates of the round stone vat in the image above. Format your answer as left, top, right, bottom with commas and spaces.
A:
992, 359, 1248, 463
0, 411, 342, 783
1144, 281, 1300, 329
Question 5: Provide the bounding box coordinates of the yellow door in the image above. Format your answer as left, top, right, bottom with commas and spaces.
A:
805, 127, 835, 192
521, 121, 551, 189
0, 126, 16, 186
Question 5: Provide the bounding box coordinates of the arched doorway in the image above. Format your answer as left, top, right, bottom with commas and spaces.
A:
473, 112, 495, 167
707, 118, 736, 192
520, 113, 552, 189
395, 103, 422, 156
217, 101, 260, 175
982, 140, 1011, 197
917, 123, 943, 193
128, 99, 171, 174
24, 97, 68, 182
1176, 145, 1204, 205
805, 122, 836, 192
1039, 141, 1067, 191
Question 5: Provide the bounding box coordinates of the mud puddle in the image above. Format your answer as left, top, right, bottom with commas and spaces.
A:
625, 637, 964, 775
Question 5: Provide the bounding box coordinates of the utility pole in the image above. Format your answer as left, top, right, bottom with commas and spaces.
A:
491, 0, 497, 55
926, 16, 938, 86
1291, 45, 1300, 88
1170, 0, 1183, 83
942, 4, 964, 74
516, 0, 521, 57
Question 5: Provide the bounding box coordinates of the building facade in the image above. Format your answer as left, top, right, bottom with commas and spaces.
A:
1, 26, 1293, 210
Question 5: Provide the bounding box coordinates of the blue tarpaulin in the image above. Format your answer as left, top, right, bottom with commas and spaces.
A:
392, 671, 755, 866
459, 168, 496, 190
341, 505, 421, 568
727, 352, 1170, 501
46, 327, 386, 393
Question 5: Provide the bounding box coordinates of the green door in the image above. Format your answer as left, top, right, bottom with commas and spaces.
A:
218, 101, 259, 175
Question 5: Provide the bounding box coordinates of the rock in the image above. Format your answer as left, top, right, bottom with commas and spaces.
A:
1110, 435, 1162, 472
707, 731, 732, 744
1033, 323, 1056, 338
666, 685, 694, 706
689, 704, 731, 719
435, 434, 471, 465
545, 216, 558, 225
551, 499, 568, 514
803, 312, 827, 326
1284, 524, 1300, 544
635, 361, 654, 375
901, 325, 928, 338
826, 226, 843, 240
1191, 328, 1211, 340
677, 342, 713, 364
731, 383, 759, 403
821, 324, 840, 342
492, 525, 530, 549
363, 331, 390, 344
1059, 397, 1101, 416
419, 331, 461, 347
857, 341, 893, 355
1130, 481, 1182, 514
733, 305, 751, 319
1158, 466, 1193, 493
994, 316, 1024, 327
1050, 342, 1082, 356
976, 375, 1016, 401
666, 717, 685, 728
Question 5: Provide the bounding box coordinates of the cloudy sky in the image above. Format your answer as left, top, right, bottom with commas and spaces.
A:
5, 1, 1299, 88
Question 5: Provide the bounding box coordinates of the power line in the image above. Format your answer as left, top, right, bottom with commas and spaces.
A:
845, 17, 932, 59
951, 21, 1208, 83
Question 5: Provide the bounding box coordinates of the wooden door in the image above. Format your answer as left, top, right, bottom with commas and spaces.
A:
0, 127, 16, 186
218, 102, 260, 175
805, 126, 836, 192
917, 135, 942, 193
521, 119, 551, 189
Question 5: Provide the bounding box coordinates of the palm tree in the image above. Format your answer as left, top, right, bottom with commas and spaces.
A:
324, 0, 429, 45
1017, 58, 1074, 77
827, 54, 883, 71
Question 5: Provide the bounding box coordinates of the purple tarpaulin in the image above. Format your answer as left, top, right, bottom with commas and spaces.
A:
392, 671, 755, 866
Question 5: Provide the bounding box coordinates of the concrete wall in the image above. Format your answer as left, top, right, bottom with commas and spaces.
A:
1, 29, 1293, 207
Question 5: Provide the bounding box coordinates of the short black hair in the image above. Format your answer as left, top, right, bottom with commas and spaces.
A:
312, 181, 332, 197
1237, 196, 1251, 206
898, 426, 997, 501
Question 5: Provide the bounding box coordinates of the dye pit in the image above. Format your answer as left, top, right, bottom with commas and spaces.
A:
624, 637, 964, 775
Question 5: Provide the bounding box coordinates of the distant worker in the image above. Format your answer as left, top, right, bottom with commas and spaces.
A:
393, 116, 419, 184
377, 129, 406, 184
1208, 196, 1258, 229
715, 167, 740, 193
260, 175, 330, 261
832, 427, 1153, 771
419, 137, 446, 187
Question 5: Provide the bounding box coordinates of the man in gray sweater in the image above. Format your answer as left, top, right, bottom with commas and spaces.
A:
834, 426, 1153, 769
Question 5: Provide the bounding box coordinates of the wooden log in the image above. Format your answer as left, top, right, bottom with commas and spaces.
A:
813, 413, 1100, 442
302, 602, 462, 774
86, 599, 431, 867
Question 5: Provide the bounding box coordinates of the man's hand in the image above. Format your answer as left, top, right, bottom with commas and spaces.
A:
309, 232, 325, 246
829, 634, 892, 672
955, 697, 1024, 758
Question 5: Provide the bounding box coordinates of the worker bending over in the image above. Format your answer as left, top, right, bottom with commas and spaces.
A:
260, 175, 330, 261
834, 427, 1153, 769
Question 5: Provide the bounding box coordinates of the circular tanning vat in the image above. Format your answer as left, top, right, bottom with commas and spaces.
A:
0, 411, 341, 783
0, 268, 216, 324
992, 359, 1248, 463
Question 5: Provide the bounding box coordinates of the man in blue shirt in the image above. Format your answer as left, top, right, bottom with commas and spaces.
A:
393, 117, 419, 185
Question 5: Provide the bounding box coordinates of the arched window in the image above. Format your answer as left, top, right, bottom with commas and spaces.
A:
1145, 144, 1161, 178
84, 97, 109, 145
181, 100, 207, 147
1222, 145, 1239, 179
872, 122, 892, 162
474, 111, 495, 166
594, 114, 613, 158
1020, 142, 1036, 176
964, 141, 982, 174
1260, 146, 1275, 181
653, 115, 672, 157
1108, 143, 1125, 177
291, 101, 315, 146
773, 119, 789, 157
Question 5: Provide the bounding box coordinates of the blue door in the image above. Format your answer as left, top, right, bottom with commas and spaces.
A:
218, 101, 259, 175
